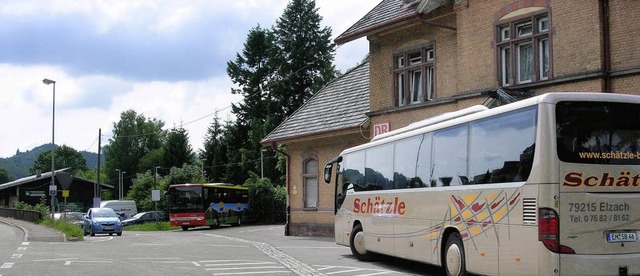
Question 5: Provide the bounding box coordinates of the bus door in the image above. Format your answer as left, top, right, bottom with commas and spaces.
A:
556, 101, 640, 275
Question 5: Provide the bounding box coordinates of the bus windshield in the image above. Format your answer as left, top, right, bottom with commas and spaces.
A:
556, 101, 640, 164
168, 186, 204, 212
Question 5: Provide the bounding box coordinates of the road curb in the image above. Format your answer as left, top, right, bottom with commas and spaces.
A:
0, 217, 29, 242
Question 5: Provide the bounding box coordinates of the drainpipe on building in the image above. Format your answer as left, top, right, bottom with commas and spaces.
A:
272, 143, 291, 236
600, 0, 612, 93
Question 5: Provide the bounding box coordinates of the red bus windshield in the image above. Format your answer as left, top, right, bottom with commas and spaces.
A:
168, 186, 204, 212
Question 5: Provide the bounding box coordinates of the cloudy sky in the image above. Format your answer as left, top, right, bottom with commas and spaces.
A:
0, 0, 379, 158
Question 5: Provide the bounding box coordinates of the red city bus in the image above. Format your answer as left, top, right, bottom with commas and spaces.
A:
167, 183, 249, 231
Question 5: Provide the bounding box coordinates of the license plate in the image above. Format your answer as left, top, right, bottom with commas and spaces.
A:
606, 231, 637, 243
103, 227, 114, 231
183, 222, 190, 225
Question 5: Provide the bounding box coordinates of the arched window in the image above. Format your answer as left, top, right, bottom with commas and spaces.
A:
303, 158, 318, 209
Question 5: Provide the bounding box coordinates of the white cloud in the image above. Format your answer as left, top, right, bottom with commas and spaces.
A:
0, 0, 379, 159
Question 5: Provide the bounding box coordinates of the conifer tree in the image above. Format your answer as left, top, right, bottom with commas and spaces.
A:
163, 127, 195, 169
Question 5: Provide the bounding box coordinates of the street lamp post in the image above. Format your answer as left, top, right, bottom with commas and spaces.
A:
43, 78, 56, 218
116, 169, 126, 200
115, 169, 121, 200
121, 171, 126, 199
154, 166, 160, 211
201, 159, 206, 180
260, 149, 267, 178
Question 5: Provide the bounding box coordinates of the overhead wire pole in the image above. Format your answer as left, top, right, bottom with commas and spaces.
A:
96, 128, 102, 207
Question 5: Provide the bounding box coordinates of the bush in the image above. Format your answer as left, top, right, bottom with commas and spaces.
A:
14, 196, 50, 220
124, 222, 178, 231
245, 175, 286, 224
40, 218, 84, 241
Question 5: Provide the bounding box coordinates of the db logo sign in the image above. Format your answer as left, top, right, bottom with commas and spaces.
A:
373, 122, 390, 137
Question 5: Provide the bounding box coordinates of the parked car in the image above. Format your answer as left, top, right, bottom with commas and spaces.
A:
121, 211, 168, 226
83, 208, 123, 236
53, 212, 84, 228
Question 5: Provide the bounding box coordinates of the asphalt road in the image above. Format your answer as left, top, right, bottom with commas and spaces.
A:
1, 223, 442, 276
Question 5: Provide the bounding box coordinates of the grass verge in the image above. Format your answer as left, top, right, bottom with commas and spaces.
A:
123, 221, 179, 231
40, 219, 84, 241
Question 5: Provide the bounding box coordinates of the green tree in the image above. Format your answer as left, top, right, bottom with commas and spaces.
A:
225, 26, 276, 185
270, 0, 337, 118
29, 145, 88, 174
0, 167, 11, 184
200, 115, 227, 182
163, 127, 195, 169
165, 164, 206, 186
104, 110, 166, 199
126, 171, 157, 211
227, 25, 275, 129
138, 148, 165, 175
244, 174, 286, 224
74, 168, 108, 184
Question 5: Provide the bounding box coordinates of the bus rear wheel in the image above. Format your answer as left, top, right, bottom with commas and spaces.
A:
181, 226, 189, 231
443, 232, 467, 276
350, 224, 373, 261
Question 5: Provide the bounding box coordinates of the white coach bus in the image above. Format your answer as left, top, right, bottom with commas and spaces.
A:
323, 92, 640, 276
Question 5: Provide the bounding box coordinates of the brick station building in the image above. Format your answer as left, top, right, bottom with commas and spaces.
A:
263, 0, 640, 236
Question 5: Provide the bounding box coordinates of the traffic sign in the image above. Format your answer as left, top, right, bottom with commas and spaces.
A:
56, 172, 73, 189
49, 185, 57, 196
62, 190, 69, 198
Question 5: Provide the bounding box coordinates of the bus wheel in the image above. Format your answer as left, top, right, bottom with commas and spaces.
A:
444, 232, 467, 276
181, 226, 189, 231
210, 218, 220, 229
350, 224, 373, 261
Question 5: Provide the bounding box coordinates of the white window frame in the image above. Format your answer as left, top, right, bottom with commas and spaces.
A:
496, 13, 550, 86
517, 42, 533, 84
539, 38, 549, 80
501, 47, 511, 86
303, 158, 318, 209
394, 45, 435, 106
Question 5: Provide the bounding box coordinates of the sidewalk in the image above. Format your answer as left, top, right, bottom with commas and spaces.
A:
0, 216, 66, 242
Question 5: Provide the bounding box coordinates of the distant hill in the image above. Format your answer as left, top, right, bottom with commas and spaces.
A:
0, 144, 105, 181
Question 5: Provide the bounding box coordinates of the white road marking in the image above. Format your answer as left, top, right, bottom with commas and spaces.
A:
313, 265, 398, 276
10, 254, 21, 259
357, 271, 400, 276
277, 246, 343, 249
85, 237, 114, 242
0, 263, 14, 269
65, 261, 112, 266
326, 268, 365, 274
202, 233, 323, 275
206, 266, 286, 271
34, 258, 78, 262
128, 257, 183, 260
192, 261, 201, 267
17, 247, 27, 251
209, 244, 249, 248
212, 271, 290, 275
21, 242, 29, 246
204, 261, 276, 266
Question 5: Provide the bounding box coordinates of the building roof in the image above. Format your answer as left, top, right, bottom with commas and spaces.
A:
261, 61, 370, 144
335, 0, 419, 45
0, 168, 113, 191
335, 0, 451, 45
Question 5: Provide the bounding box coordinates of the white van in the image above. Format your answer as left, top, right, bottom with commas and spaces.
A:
99, 200, 137, 219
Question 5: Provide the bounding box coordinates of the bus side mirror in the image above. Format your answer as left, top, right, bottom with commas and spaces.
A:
324, 164, 333, 184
